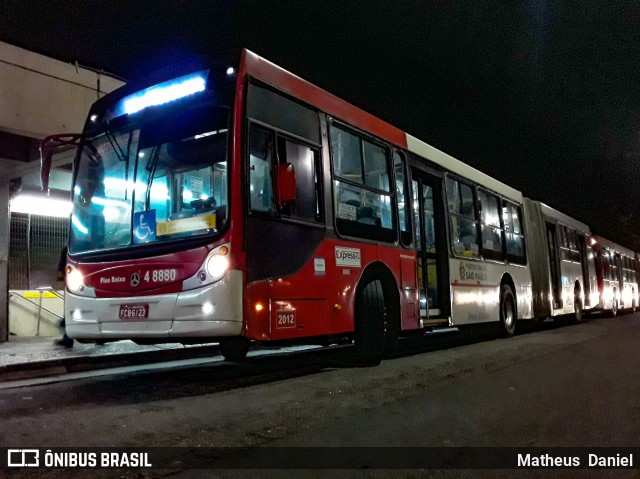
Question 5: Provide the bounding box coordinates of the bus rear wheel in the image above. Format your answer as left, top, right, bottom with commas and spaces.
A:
499, 284, 517, 337
353, 280, 386, 366
219, 337, 250, 362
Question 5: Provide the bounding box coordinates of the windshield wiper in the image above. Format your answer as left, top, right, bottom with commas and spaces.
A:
101, 119, 137, 200
144, 145, 161, 210
100, 120, 129, 163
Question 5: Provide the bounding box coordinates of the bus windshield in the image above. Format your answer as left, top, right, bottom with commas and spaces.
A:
70, 105, 229, 254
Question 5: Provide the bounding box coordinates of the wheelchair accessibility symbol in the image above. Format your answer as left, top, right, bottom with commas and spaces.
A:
133, 210, 156, 244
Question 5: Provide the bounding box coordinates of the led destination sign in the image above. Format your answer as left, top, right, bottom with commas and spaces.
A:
109, 70, 209, 119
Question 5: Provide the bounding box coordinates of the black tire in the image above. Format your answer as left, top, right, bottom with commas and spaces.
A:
499, 284, 517, 337
574, 296, 584, 323
383, 294, 400, 354
353, 280, 385, 365
219, 337, 250, 361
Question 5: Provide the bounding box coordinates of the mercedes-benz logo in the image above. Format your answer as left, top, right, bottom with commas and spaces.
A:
131, 272, 140, 287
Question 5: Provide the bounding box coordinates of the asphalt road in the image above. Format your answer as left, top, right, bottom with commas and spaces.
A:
2, 313, 640, 479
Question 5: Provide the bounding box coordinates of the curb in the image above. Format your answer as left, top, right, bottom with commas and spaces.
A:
0, 344, 222, 382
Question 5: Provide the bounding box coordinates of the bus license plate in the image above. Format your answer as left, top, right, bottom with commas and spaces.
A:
119, 304, 149, 319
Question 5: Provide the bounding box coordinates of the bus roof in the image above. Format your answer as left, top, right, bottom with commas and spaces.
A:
243, 49, 523, 203
591, 235, 636, 257
538, 202, 590, 234
406, 135, 522, 202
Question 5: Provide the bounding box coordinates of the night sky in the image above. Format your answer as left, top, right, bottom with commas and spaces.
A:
2, 1, 640, 249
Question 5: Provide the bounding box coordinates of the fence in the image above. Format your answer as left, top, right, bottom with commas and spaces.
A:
9, 212, 69, 289
8, 212, 68, 336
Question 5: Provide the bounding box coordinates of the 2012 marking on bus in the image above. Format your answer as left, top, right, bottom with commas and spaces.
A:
276, 310, 297, 329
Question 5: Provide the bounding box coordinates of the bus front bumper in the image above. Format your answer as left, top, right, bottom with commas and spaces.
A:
64, 270, 243, 340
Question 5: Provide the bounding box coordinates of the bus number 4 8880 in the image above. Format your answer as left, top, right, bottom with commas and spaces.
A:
144, 269, 177, 282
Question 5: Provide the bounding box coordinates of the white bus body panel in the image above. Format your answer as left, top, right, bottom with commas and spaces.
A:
540, 202, 593, 316
556, 259, 584, 315
523, 198, 595, 319
406, 135, 522, 203
65, 270, 244, 339
449, 257, 533, 326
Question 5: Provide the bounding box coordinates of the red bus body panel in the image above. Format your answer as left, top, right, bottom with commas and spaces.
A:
242, 50, 408, 149
237, 49, 418, 341
243, 240, 420, 341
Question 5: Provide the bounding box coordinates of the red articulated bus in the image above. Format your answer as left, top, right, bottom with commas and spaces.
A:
42, 49, 585, 364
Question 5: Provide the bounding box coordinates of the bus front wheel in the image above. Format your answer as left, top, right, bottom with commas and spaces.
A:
219, 337, 250, 362
353, 280, 385, 366
499, 284, 517, 337
574, 296, 584, 322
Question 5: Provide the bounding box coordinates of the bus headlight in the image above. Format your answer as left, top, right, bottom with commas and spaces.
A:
66, 269, 85, 292
206, 254, 229, 280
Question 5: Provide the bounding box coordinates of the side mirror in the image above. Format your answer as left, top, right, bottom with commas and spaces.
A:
40, 134, 82, 193
277, 162, 296, 206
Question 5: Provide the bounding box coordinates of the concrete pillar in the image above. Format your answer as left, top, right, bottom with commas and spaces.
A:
0, 176, 8, 342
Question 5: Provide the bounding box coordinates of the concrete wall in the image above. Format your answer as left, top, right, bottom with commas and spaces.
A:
0, 42, 124, 139
0, 42, 125, 342
0, 177, 8, 341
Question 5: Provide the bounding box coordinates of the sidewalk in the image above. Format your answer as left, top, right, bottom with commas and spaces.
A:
0, 336, 221, 382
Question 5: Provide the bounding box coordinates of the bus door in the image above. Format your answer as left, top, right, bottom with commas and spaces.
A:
411, 168, 449, 319
577, 234, 591, 306
546, 222, 563, 309
615, 253, 624, 298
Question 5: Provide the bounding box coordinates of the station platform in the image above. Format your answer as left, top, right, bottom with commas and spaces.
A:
0, 336, 221, 382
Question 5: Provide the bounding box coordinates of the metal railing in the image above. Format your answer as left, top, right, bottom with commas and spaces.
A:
8, 288, 64, 336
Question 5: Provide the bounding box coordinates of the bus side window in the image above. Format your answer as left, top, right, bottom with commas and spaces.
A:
330, 124, 395, 242
503, 201, 526, 264
248, 123, 322, 223
276, 136, 322, 223
394, 151, 412, 246
248, 124, 275, 214
478, 188, 504, 261
446, 177, 480, 258
602, 249, 611, 280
